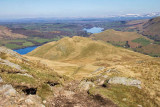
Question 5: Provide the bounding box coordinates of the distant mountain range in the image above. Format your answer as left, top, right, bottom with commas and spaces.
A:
117, 12, 160, 18
0, 12, 160, 23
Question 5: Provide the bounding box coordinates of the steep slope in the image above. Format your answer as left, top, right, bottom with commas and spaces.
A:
0, 46, 63, 106
0, 26, 26, 39
142, 16, 160, 41
27, 36, 160, 106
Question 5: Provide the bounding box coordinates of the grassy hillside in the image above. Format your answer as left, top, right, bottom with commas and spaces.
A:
0, 47, 64, 100
90, 29, 160, 57
90, 29, 152, 48
27, 36, 160, 106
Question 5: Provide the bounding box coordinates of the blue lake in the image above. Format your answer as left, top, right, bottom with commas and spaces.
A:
13, 46, 39, 55
83, 27, 104, 33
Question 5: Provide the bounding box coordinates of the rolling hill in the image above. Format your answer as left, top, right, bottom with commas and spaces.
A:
27, 36, 146, 62
124, 16, 160, 41
27, 36, 160, 106
90, 29, 152, 48
90, 29, 160, 57
0, 26, 26, 39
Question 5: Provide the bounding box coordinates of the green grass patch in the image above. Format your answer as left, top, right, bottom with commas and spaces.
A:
5, 43, 22, 49
132, 38, 151, 46
23, 42, 35, 47
0, 73, 38, 87
37, 84, 53, 100
89, 84, 157, 107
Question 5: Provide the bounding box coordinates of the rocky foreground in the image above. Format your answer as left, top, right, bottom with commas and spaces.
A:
0, 47, 118, 107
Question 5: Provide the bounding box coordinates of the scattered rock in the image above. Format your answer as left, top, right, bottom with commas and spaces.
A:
137, 104, 143, 107
0, 84, 44, 107
122, 98, 127, 101
108, 77, 141, 89
18, 73, 33, 78
0, 77, 3, 83
102, 75, 108, 79
79, 80, 95, 91
63, 90, 75, 97
25, 95, 44, 106
95, 75, 108, 86
105, 68, 118, 73
25, 98, 34, 105
92, 67, 106, 74
43, 100, 47, 104
0, 84, 17, 97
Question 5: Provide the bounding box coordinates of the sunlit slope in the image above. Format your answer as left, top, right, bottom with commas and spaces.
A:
28, 36, 147, 63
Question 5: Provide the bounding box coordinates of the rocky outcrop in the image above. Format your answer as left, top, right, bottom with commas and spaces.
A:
108, 77, 141, 89
0, 58, 26, 72
0, 84, 45, 107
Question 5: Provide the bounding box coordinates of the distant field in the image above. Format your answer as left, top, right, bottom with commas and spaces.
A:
132, 38, 151, 46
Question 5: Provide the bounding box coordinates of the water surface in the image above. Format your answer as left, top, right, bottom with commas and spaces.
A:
83, 27, 104, 33
14, 46, 38, 55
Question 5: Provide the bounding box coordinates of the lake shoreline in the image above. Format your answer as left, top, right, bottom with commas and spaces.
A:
13, 27, 104, 55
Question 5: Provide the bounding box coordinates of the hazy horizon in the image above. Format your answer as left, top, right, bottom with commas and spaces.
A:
0, 0, 160, 19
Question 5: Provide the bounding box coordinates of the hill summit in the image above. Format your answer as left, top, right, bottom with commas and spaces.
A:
28, 36, 144, 62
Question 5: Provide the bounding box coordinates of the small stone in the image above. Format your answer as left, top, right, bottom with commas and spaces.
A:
43, 100, 47, 104
102, 75, 108, 79
137, 104, 143, 107
25, 99, 34, 105
122, 98, 127, 101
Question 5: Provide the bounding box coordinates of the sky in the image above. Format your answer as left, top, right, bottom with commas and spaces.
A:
0, 0, 160, 19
